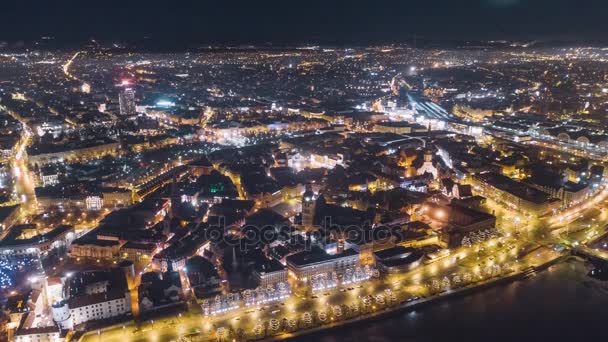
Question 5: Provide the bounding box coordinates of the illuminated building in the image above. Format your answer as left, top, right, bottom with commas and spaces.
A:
0, 141, 16, 161
39, 168, 59, 187
0, 204, 20, 236
188, 157, 214, 176
287, 152, 344, 171
32, 119, 69, 138
11, 93, 26, 101
119, 88, 136, 116
373, 246, 424, 273
347, 173, 379, 192
28, 139, 120, 168
84, 195, 102, 211
398, 148, 418, 177
120, 242, 156, 262
523, 169, 590, 209
417, 148, 439, 179
69, 290, 130, 326
14, 327, 61, 342
55, 269, 132, 328
35, 184, 131, 213
80, 82, 90, 93
372, 121, 426, 134
471, 172, 561, 216
101, 188, 134, 209
286, 247, 359, 282
301, 184, 317, 228
252, 258, 288, 287
0, 225, 75, 256
441, 205, 496, 248
69, 239, 120, 259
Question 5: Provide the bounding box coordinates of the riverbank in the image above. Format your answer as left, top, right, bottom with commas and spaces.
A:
289, 258, 608, 342
78, 251, 567, 342
266, 253, 569, 342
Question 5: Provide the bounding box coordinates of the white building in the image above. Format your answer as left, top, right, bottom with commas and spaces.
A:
417, 148, 439, 179
119, 88, 136, 116
41, 174, 59, 187
14, 326, 62, 342
67, 290, 131, 327
51, 300, 72, 331
85, 196, 103, 211
286, 248, 359, 282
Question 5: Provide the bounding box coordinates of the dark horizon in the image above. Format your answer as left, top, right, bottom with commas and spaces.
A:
1, 0, 607, 45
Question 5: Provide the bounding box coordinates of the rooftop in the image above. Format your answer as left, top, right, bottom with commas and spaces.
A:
475, 171, 557, 205
286, 247, 358, 268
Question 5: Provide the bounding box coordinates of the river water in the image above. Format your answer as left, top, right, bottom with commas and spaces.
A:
290, 260, 608, 341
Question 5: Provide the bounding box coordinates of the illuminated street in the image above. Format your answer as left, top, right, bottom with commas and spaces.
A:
80, 232, 564, 342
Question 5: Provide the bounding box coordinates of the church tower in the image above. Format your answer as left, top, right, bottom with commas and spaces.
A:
423, 148, 433, 163
301, 183, 317, 228
417, 147, 439, 179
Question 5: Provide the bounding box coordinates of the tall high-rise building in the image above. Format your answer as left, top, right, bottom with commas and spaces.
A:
119, 88, 136, 115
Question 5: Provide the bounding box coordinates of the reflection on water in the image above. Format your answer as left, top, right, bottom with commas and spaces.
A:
290, 260, 608, 342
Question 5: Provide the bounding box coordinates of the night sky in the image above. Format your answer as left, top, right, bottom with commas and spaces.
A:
0, 0, 606, 44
